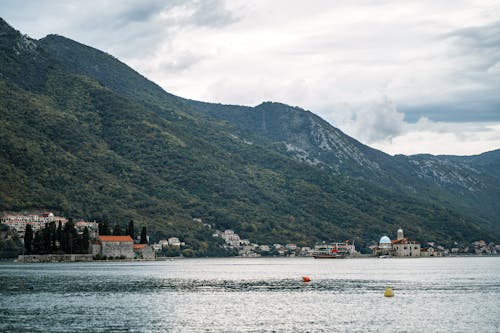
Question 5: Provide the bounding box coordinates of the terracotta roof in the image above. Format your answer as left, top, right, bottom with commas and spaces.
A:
98, 235, 133, 242
133, 244, 146, 250
392, 238, 417, 244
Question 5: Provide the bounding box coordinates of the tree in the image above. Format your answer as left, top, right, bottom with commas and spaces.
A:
140, 226, 148, 244
49, 221, 57, 251
82, 227, 90, 253
56, 220, 62, 250
42, 223, 51, 253
33, 230, 45, 254
102, 221, 110, 235
113, 224, 121, 236
127, 220, 135, 240
24, 224, 33, 254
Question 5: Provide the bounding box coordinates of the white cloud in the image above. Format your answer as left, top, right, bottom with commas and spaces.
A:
370, 121, 500, 156
2, 0, 499, 155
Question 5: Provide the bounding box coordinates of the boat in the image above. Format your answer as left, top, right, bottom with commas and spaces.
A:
312, 242, 350, 259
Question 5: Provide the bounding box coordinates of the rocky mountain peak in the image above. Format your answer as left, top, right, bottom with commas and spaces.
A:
0, 18, 16, 34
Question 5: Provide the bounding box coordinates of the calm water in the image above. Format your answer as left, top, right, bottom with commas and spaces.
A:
0, 257, 499, 332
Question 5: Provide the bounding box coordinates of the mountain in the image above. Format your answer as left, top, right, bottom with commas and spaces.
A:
1, 18, 498, 252
185, 100, 500, 233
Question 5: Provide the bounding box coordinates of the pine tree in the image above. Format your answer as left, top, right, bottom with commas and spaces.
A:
24, 224, 33, 254
140, 226, 148, 244
113, 224, 121, 236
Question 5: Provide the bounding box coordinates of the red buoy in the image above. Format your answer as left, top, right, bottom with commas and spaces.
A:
302, 276, 311, 282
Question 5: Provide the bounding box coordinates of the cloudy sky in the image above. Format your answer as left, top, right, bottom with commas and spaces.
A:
2, 0, 500, 155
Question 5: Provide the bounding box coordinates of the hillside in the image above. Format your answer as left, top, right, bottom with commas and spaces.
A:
1, 18, 498, 251
185, 100, 500, 233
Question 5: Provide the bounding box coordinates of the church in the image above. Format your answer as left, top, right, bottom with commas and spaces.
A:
372, 228, 421, 257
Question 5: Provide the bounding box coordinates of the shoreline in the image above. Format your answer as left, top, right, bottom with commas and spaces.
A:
6, 253, 499, 263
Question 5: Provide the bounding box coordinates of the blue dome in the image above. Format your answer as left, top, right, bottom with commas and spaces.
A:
379, 236, 391, 244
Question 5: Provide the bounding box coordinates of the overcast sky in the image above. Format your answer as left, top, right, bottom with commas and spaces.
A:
2, 0, 500, 155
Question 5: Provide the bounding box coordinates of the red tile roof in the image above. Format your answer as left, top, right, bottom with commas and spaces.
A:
391, 238, 417, 244
98, 235, 133, 242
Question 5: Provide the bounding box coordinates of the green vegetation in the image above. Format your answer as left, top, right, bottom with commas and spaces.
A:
140, 226, 147, 244
24, 220, 89, 255
0, 18, 498, 255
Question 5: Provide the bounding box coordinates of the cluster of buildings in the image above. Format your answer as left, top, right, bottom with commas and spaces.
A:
472, 240, 499, 255
1, 212, 68, 235
370, 228, 500, 257
2, 213, 499, 259
213, 229, 316, 257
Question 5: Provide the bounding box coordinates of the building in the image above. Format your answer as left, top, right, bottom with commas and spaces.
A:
372, 229, 421, 257
221, 230, 241, 247
92, 235, 134, 259
373, 235, 393, 256
75, 220, 99, 238
168, 237, 181, 247
133, 244, 156, 260
1, 212, 67, 235
391, 238, 421, 257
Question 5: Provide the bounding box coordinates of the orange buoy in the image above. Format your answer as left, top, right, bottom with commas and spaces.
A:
302, 276, 311, 282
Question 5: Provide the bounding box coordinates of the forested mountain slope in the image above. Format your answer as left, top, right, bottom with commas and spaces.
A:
1, 18, 498, 249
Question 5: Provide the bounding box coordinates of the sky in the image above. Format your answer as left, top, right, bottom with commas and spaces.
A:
2, 0, 500, 156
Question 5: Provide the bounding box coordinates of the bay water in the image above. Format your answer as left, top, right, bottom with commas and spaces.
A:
1, 257, 499, 332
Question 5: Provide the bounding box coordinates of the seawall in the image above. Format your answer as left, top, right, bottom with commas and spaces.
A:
17, 254, 94, 263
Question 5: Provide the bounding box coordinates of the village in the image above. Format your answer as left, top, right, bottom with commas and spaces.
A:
1, 212, 499, 261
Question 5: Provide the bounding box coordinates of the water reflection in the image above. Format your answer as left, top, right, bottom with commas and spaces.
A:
1, 257, 499, 332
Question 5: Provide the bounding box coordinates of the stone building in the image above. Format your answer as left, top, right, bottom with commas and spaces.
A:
133, 244, 155, 260
372, 229, 421, 257
92, 235, 134, 259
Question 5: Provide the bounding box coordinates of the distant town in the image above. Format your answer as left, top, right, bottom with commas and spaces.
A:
1, 211, 499, 262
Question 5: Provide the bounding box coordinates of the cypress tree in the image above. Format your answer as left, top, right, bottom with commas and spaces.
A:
127, 220, 135, 240
24, 224, 33, 254
33, 231, 44, 254
113, 224, 121, 236
82, 227, 90, 253
49, 221, 57, 251
140, 226, 148, 244
56, 220, 62, 250
102, 221, 110, 235
43, 223, 51, 253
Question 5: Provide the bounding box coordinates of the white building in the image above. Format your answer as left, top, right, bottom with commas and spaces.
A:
168, 237, 181, 247
221, 230, 241, 247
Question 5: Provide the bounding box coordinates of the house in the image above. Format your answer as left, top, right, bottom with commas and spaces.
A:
92, 235, 134, 259
168, 237, 181, 247
133, 244, 155, 260
259, 245, 271, 252
75, 220, 99, 238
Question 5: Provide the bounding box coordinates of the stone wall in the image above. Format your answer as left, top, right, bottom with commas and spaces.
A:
17, 254, 94, 263
101, 241, 134, 258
